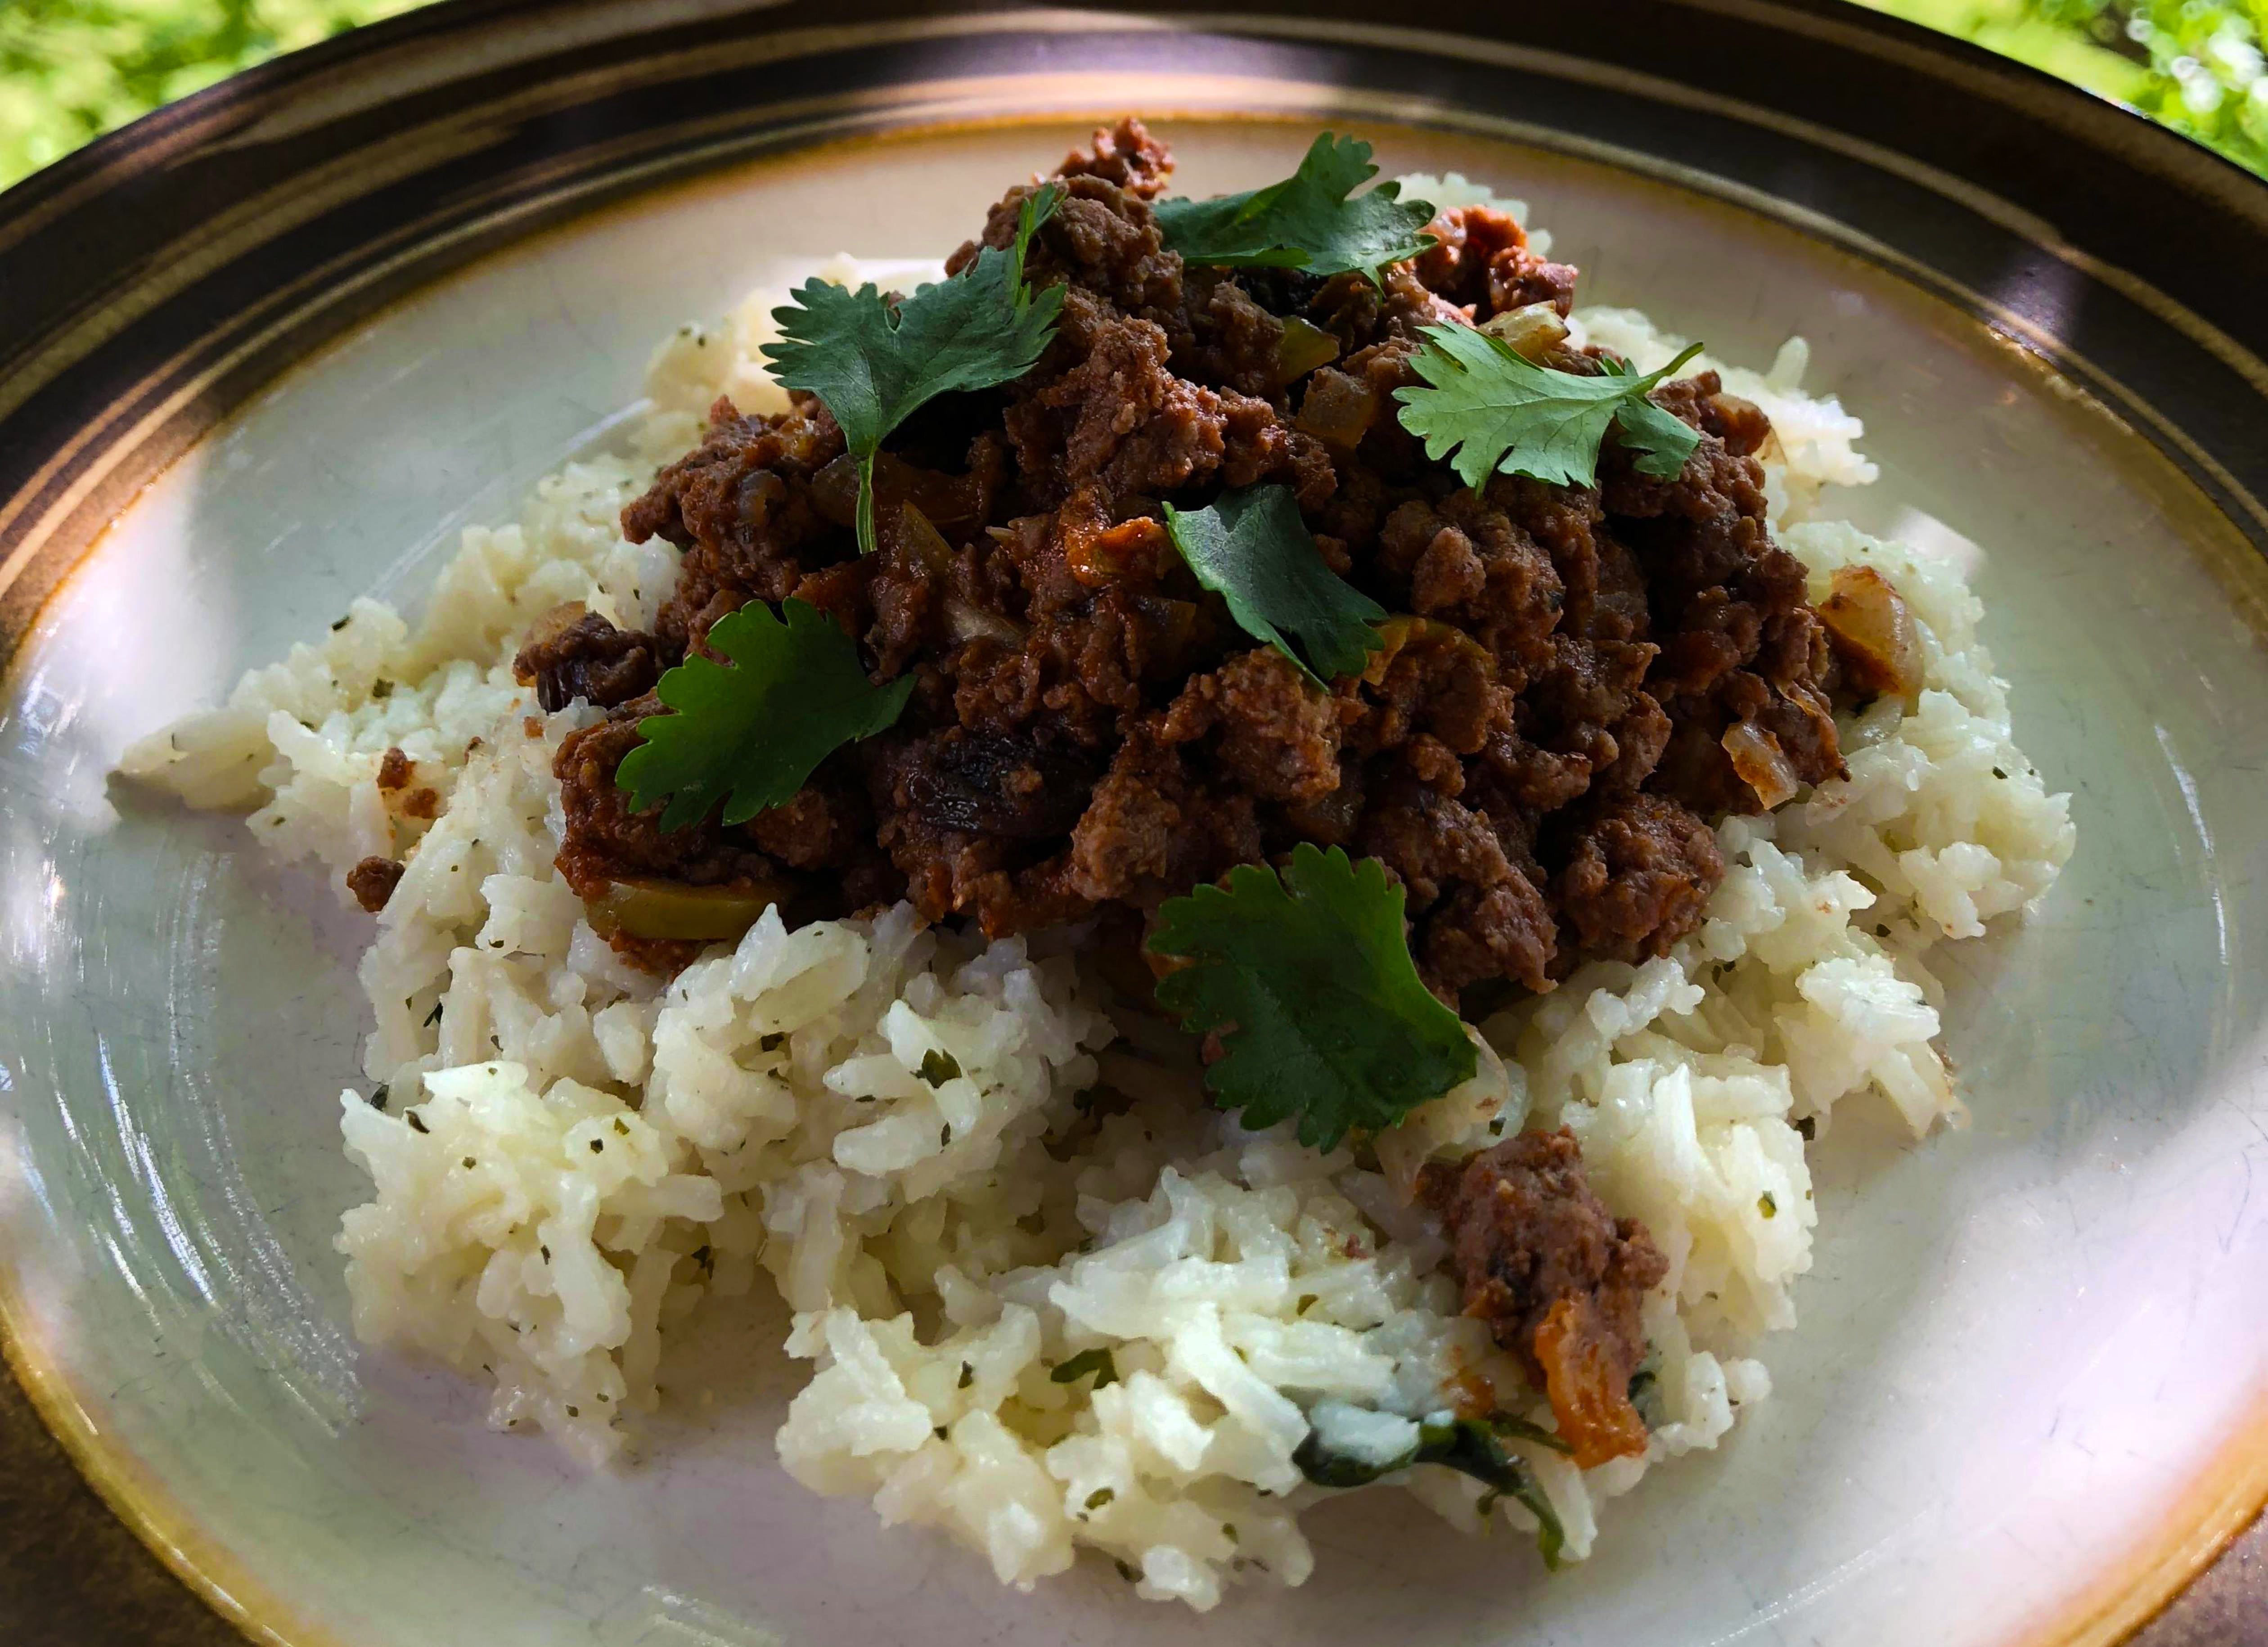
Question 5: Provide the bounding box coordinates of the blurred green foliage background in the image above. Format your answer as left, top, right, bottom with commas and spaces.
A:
1851, 0, 2267, 170
1, 0, 2264, 190
0, 0, 424, 181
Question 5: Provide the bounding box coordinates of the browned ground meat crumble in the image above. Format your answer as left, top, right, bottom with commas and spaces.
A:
516, 120, 1847, 1431
1420, 1130, 1669, 1465
346, 855, 404, 913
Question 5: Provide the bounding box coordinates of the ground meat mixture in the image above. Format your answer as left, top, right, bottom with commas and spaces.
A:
543, 117, 1841, 1014
1419, 1130, 1668, 1466
346, 855, 403, 913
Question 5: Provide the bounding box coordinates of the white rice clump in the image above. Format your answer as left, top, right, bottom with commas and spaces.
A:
120, 204, 2073, 1607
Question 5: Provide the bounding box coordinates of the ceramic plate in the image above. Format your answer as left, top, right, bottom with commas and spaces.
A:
4, 5, 2267, 1645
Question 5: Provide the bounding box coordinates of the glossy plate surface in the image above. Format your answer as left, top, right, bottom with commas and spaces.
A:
2, 8, 2265, 1647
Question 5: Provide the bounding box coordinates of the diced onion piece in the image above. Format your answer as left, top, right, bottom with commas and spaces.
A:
892, 501, 957, 575
893, 504, 1026, 644
586, 878, 782, 943
1067, 516, 1168, 587
1296, 369, 1379, 452
814, 452, 986, 533
1273, 316, 1342, 385
521, 600, 590, 651
1479, 302, 1569, 362
1281, 777, 1363, 845
1534, 1296, 1651, 1469
1817, 564, 1922, 698
1722, 720, 1800, 810
1143, 595, 1203, 656
1361, 615, 1494, 687
944, 597, 1024, 647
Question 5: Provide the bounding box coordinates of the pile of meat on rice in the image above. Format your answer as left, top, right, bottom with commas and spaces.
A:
507, 116, 1859, 1462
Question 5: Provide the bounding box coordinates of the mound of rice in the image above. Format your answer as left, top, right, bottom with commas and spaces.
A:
118, 189, 2074, 1609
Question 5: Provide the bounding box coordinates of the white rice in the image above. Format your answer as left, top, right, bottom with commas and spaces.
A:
118, 198, 2074, 1608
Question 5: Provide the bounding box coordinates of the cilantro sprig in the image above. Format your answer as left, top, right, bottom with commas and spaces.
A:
1147, 844, 1476, 1151
1162, 483, 1385, 686
1154, 133, 1436, 288
1394, 324, 1706, 490
763, 184, 1064, 554
616, 598, 912, 832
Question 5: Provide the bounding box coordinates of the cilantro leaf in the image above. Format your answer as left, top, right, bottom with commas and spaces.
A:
1147, 843, 1476, 1151
1393, 325, 1706, 490
1162, 483, 1385, 685
1593, 355, 1711, 478
1154, 132, 1436, 287
615, 598, 912, 832
764, 184, 1063, 553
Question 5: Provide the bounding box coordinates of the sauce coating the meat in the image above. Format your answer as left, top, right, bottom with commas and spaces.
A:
540, 118, 1842, 1010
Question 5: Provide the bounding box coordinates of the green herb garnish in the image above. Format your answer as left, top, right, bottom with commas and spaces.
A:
1147, 843, 1476, 1150
1051, 1347, 1120, 1388
1161, 483, 1385, 685
1154, 133, 1436, 287
1294, 1411, 1566, 1568
615, 598, 913, 832
763, 183, 1064, 553
1394, 324, 1705, 490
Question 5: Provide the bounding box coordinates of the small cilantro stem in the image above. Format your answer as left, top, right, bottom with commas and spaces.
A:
856, 451, 878, 557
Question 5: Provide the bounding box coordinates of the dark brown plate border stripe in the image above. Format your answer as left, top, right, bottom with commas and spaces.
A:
1, 6, 2265, 1647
